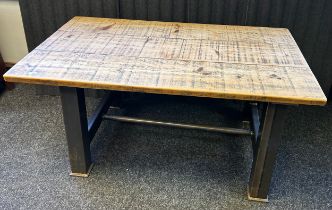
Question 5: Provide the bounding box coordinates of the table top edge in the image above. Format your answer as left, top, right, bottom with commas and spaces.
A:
4, 74, 327, 106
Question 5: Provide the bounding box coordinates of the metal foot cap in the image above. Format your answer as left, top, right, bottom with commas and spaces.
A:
248, 193, 269, 202
69, 163, 94, 178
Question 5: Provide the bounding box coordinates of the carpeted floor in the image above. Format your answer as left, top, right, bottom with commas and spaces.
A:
0, 85, 331, 209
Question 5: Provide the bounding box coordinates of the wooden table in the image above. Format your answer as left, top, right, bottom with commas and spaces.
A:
4, 16, 327, 202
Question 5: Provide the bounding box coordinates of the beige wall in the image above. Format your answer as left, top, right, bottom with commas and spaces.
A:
0, 0, 28, 64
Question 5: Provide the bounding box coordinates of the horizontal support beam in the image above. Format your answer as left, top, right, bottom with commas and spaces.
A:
103, 115, 253, 136
88, 92, 119, 141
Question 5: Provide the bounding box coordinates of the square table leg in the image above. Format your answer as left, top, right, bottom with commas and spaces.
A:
59, 87, 92, 177
248, 103, 287, 202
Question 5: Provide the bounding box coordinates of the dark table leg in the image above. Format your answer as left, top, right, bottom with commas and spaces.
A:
60, 87, 92, 177
248, 103, 287, 202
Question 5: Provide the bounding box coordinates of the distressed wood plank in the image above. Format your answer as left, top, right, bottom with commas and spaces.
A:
4, 16, 327, 105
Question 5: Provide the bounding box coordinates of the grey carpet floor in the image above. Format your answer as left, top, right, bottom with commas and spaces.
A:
0, 85, 331, 210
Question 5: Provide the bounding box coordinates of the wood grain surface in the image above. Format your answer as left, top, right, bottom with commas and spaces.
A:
4, 16, 327, 105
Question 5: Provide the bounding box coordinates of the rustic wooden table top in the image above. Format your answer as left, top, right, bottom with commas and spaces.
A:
4, 16, 327, 105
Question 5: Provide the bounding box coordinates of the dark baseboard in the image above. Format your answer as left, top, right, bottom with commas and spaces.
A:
5, 62, 15, 68
0, 82, 5, 93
